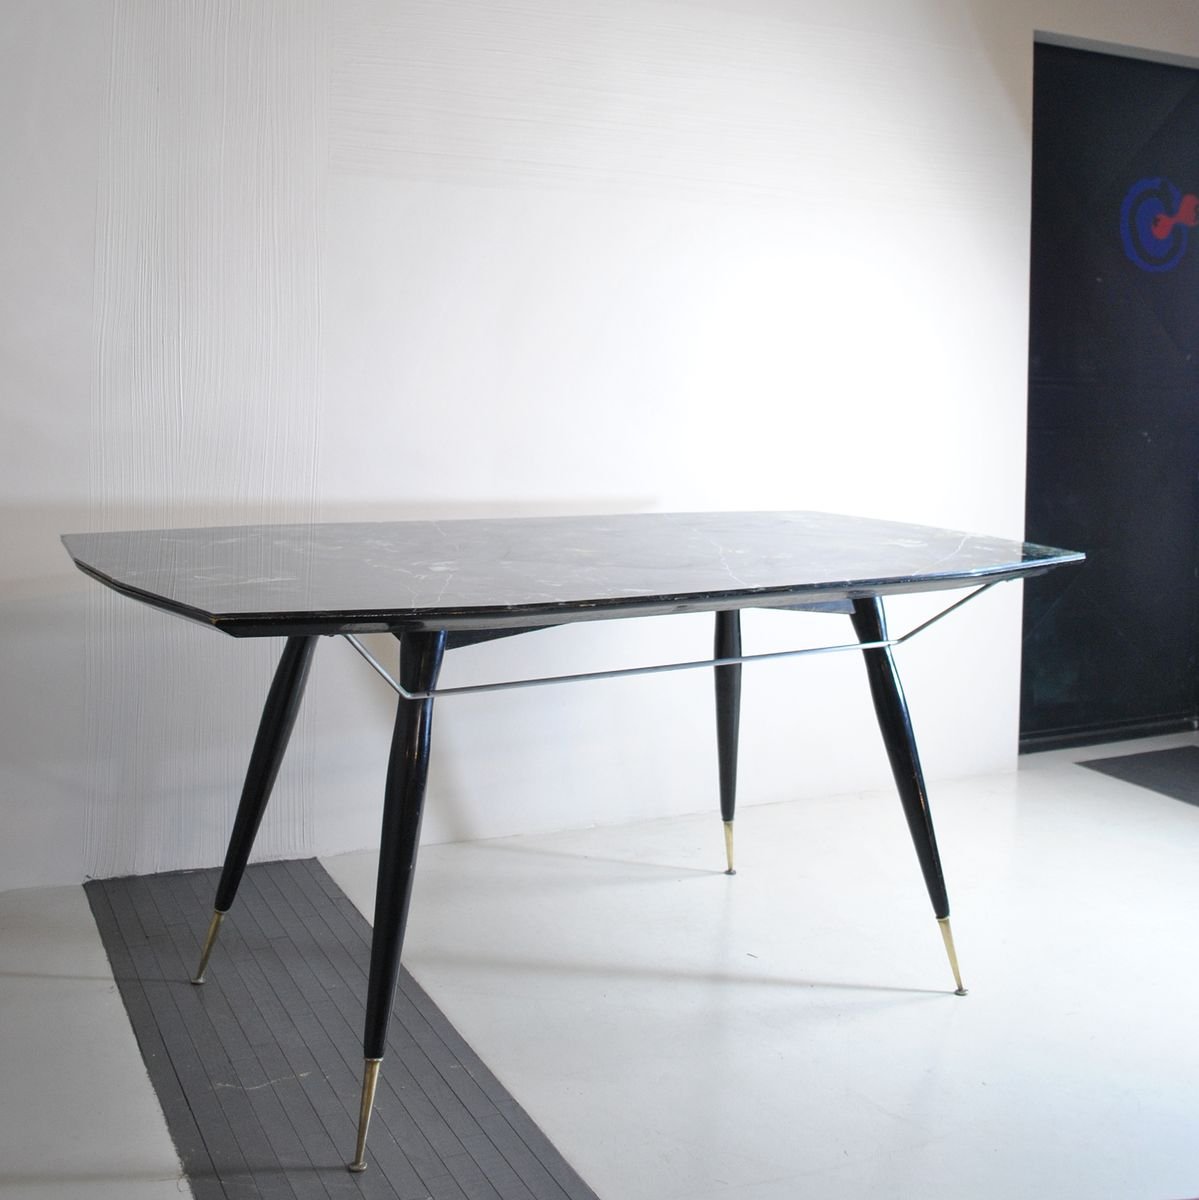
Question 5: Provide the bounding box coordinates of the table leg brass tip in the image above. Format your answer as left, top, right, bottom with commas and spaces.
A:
191, 910, 225, 985
937, 916, 967, 996
722, 820, 735, 874
350, 1058, 382, 1176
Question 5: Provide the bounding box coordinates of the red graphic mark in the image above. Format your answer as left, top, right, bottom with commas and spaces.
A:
1151, 193, 1199, 239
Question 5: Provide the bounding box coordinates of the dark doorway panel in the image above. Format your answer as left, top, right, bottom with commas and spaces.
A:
1021, 41, 1199, 751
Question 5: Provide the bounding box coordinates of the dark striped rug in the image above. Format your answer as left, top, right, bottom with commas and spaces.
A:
85, 859, 599, 1200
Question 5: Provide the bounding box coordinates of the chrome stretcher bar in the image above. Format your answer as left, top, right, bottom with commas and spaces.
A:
62, 510, 1083, 1174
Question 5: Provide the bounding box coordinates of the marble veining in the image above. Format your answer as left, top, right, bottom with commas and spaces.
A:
62, 512, 1084, 636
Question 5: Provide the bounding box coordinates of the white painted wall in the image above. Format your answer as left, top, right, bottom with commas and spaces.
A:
2, 0, 1195, 890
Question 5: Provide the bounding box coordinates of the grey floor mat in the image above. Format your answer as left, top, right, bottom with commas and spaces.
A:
85, 859, 599, 1200
1080, 744, 1199, 807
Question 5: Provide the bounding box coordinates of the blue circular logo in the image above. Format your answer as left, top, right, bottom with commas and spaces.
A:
1121, 177, 1188, 272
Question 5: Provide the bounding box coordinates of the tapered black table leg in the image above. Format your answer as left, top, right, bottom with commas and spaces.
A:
849, 597, 966, 995
714, 609, 742, 874
192, 634, 319, 984
350, 628, 446, 1173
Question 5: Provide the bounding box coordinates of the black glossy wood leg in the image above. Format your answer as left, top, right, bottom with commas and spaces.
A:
714, 610, 742, 874
192, 635, 318, 984
849, 598, 966, 994
350, 628, 446, 1173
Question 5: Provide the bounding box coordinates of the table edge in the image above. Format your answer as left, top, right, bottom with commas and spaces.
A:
67, 552, 1086, 638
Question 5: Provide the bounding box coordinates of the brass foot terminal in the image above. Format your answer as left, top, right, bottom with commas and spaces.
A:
348, 1058, 382, 1173
722, 821, 736, 875
191, 911, 226, 985
937, 916, 967, 996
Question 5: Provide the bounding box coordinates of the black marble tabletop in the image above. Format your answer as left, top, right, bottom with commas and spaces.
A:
62, 512, 1083, 637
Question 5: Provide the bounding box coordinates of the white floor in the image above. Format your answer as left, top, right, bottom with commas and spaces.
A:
4, 736, 1199, 1199
0, 884, 186, 1198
